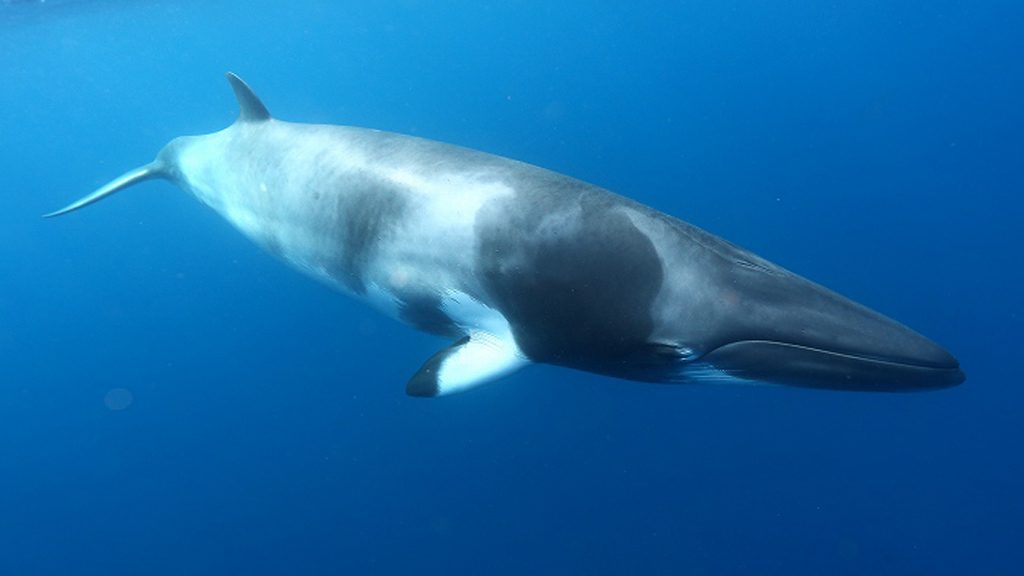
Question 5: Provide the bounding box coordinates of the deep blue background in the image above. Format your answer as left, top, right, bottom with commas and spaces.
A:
1, 1, 1021, 574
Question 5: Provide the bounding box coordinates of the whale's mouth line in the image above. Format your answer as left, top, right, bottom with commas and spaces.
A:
704, 339, 962, 373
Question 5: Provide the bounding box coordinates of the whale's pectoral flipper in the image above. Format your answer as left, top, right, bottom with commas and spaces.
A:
407, 331, 528, 397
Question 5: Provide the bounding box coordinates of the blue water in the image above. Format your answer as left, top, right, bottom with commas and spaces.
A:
1, 1, 1021, 574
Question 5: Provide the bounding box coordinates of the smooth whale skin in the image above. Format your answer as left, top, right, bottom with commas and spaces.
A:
47, 73, 965, 396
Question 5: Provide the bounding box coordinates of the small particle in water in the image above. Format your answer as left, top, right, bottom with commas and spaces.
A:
104, 388, 134, 411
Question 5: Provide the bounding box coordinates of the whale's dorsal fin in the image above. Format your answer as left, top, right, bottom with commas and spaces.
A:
226, 72, 270, 122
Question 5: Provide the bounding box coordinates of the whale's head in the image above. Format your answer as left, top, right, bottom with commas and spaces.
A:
687, 254, 965, 391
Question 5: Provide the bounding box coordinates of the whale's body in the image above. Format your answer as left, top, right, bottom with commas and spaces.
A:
47, 74, 964, 396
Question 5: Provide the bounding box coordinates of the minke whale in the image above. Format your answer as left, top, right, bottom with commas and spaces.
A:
46, 73, 965, 396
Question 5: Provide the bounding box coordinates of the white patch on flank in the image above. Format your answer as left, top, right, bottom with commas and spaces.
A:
357, 165, 516, 299
384, 167, 497, 220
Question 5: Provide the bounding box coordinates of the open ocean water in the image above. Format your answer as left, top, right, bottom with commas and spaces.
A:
1, 1, 1021, 574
